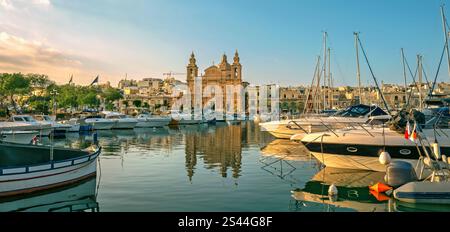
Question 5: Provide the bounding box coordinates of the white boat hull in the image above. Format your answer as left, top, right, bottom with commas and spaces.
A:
0, 131, 38, 144
67, 124, 80, 132
0, 152, 99, 197
135, 120, 170, 128
112, 121, 137, 129
310, 152, 417, 172
394, 181, 450, 204
87, 121, 115, 130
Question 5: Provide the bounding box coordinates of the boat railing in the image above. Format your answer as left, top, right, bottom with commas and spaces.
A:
286, 121, 309, 134
0, 147, 101, 176
415, 125, 449, 181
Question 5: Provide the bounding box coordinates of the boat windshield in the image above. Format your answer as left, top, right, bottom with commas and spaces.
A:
333, 105, 385, 118
86, 115, 101, 119
43, 115, 53, 121
15, 116, 36, 122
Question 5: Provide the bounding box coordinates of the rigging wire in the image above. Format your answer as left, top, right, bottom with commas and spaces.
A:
428, 35, 448, 97
356, 35, 392, 114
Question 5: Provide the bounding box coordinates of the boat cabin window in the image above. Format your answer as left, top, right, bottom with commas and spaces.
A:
43, 115, 53, 121
368, 107, 388, 117
86, 115, 101, 119
23, 116, 36, 122
12, 116, 25, 122
334, 105, 371, 117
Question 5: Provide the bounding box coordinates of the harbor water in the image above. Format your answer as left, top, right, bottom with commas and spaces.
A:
0, 122, 449, 212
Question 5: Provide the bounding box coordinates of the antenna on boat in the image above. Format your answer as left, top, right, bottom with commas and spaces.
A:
354, 32, 363, 105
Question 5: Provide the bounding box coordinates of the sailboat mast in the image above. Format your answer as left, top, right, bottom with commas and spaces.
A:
417, 54, 423, 110
316, 56, 322, 114
441, 5, 450, 80
401, 48, 408, 109
323, 32, 328, 111
327, 48, 332, 109
354, 32, 362, 105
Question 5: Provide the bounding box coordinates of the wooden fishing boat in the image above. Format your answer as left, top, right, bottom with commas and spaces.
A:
0, 142, 101, 197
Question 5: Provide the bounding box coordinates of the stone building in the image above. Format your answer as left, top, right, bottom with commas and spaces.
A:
186, 51, 243, 115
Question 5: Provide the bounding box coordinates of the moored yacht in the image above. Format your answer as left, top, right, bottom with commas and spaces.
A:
82, 115, 115, 130
34, 115, 72, 137
300, 123, 450, 172
135, 113, 171, 128
170, 111, 204, 125
7, 115, 53, 137
103, 112, 138, 129
260, 104, 391, 140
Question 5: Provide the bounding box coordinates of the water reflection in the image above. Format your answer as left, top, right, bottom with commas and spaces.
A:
0, 177, 99, 212
290, 168, 388, 212
185, 123, 244, 180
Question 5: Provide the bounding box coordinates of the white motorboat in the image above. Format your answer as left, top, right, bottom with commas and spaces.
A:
34, 115, 72, 136
0, 143, 101, 197
103, 112, 138, 129
0, 130, 39, 144
7, 115, 53, 137
260, 104, 391, 139
135, 113, 171, 128
300, 125, 450, 172
60, 118, 81, 132
83, 115, 115, 130
170, 112, 204, 125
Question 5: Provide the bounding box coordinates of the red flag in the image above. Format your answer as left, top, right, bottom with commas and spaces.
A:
404, 121, 410, 139
410, 122, 417, 143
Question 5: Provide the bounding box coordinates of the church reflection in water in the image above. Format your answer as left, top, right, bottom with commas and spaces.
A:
184, 122, 263, 181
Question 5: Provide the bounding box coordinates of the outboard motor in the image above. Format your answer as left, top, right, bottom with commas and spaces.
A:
385, 161, 418, 188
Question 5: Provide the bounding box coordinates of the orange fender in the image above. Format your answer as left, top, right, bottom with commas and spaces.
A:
369, 182, 392, 193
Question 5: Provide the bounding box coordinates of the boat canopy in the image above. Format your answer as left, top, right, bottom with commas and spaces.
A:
333, 104, 388, 118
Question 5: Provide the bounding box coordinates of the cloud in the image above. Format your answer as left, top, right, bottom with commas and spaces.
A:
0, 0, 14, 10
0, 0, 51, 11
0, 32, 107, 84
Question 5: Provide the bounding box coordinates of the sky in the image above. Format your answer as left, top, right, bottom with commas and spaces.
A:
0, 0, 450, 87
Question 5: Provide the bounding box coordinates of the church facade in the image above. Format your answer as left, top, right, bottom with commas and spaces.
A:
186, 51, 244, 117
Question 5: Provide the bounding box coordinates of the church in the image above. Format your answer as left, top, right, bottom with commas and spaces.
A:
186, 51, 244, 117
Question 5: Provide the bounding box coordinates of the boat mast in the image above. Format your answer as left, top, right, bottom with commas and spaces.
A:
417, 54, 423, 110
323, 32, 326, 112
354, 32, 363, 105
327, 48, 332, 109
316, 56, 322, 114
401, 48, 408, 109
304, 56, 321, 115
441, 5, 450, 81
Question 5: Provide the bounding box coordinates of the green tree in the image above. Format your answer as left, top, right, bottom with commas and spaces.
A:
27, 73, 53, 88
289, 102, 298, 113
280, 102, 289, 110
105, 102, 115, 111
55, 84, 79, 109
102, 88, 122, 103
1, 73, 30, 113
81, 91, 100, 108
133, 99, 142, 108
